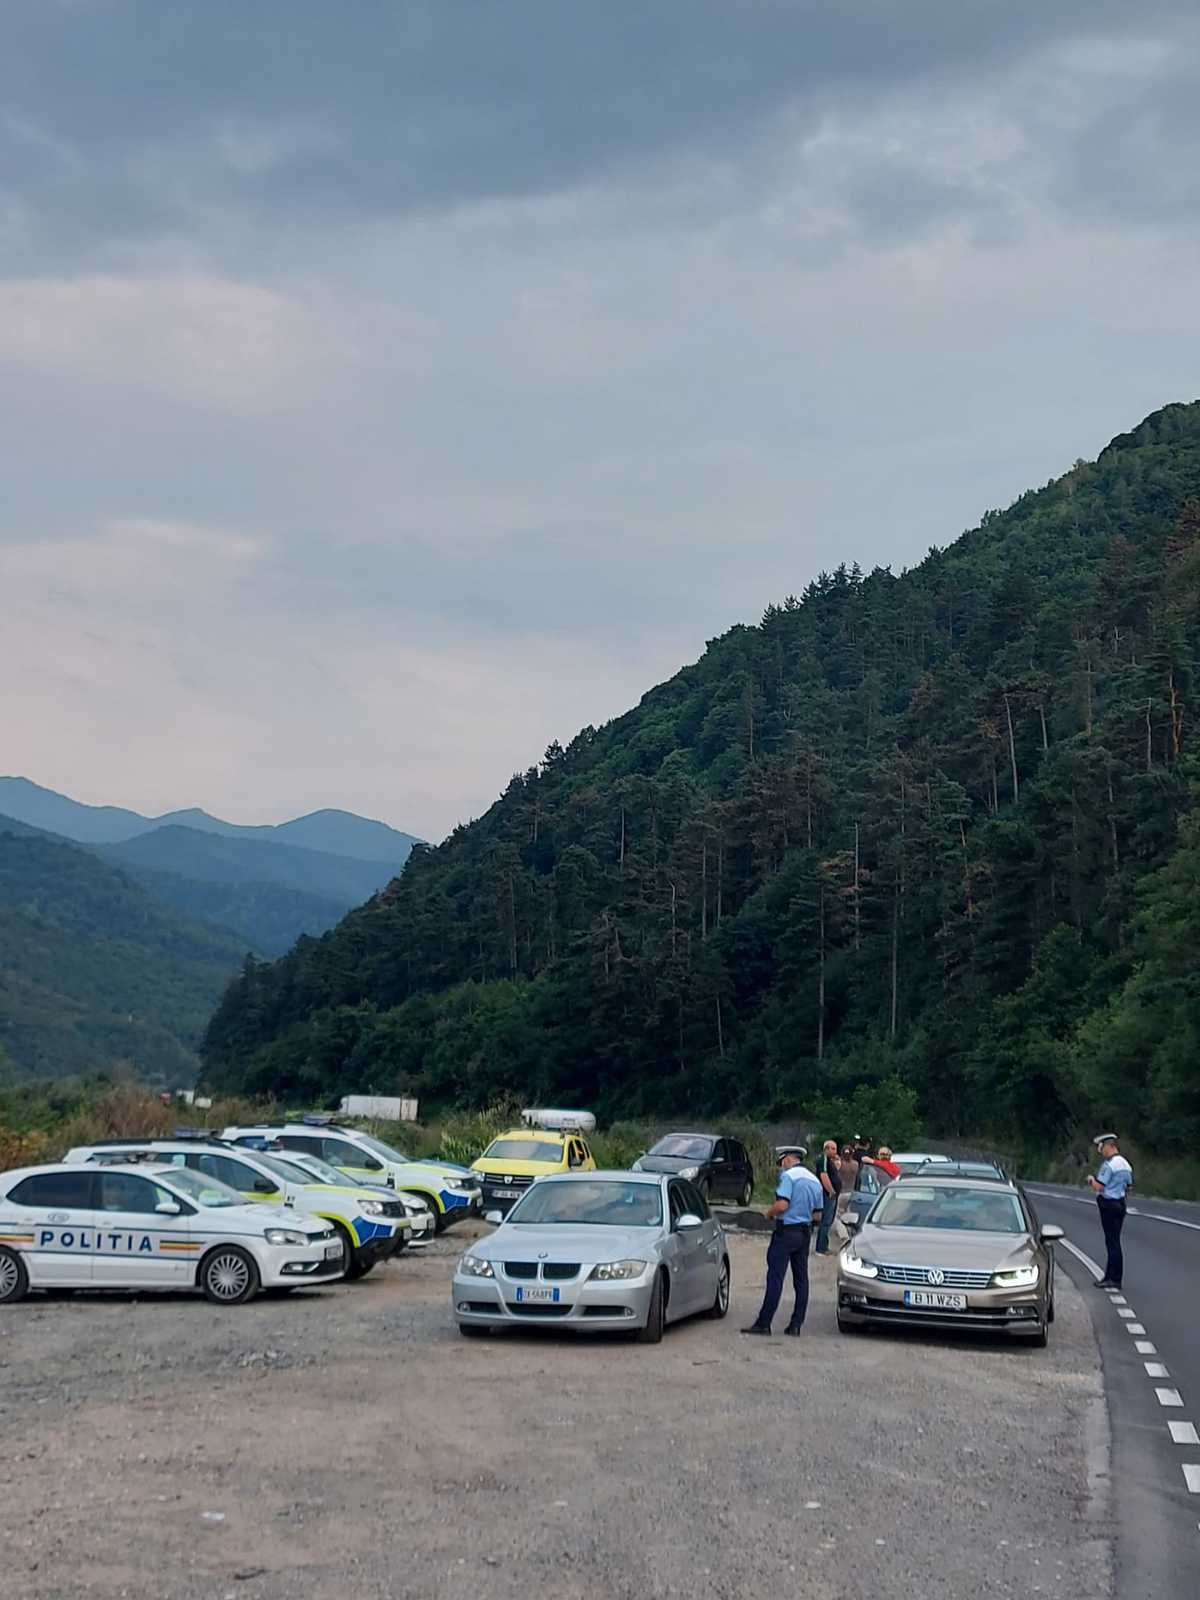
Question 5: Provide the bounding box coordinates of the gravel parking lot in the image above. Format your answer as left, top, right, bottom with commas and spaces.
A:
0, 1228, 1111, 1600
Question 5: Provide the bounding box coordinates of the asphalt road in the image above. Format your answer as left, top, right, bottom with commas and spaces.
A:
1024, 1181, 1200, 1600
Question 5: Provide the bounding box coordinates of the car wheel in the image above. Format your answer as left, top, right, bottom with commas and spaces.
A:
1047, 1294, 1055, 1325
636, 1271, 666, 1344
337, 1226, 373, 1281
200, 1246, 260, 1306
739, 1180, 753, 1208
704, 1256, 731, 1320
0, 1247, 29, 1305
1028, 1320, 1049, 1348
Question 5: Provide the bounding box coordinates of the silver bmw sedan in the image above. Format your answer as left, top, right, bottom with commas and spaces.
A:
451, 1170, 730, 1343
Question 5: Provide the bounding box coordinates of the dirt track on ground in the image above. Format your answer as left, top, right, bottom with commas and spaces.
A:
0, 1228, 1111, 1600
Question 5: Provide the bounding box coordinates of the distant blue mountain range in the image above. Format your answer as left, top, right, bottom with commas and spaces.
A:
0, 778, 422, 958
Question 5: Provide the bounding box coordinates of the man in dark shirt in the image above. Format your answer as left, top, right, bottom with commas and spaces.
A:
813, 1138, 841, 1255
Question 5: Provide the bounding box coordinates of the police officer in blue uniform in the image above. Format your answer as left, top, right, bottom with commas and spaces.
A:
742, 1146, 826, 1337
1088, 1132, 1134, 1289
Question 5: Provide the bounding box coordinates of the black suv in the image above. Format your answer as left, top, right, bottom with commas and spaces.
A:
632, 1134, 754, 1205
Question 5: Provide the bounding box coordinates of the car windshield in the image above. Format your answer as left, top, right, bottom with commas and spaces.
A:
356, 1133, 413, 1164
250, 1151, 320, 1186
507, 1180, 663, 1227
647, 1135, 713, 1160
291, 1153, 357, 1186
157, 1169, 242, 1208
869, 1184, 1027, 1234
482, 1138, 563, 1162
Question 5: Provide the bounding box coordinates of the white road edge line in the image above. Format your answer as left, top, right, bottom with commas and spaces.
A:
1156, 1389, 1184, 1408
1182, 1464, 1200, 1493
1169, 1422, 1200, 1445
1145, 1363, 1171, 1379
1025, 1189, 1200, 1231
1059, 1238, 1104, 1279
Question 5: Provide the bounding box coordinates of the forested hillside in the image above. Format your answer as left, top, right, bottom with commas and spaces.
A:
203, 404, 1200, 1152
0, 826, 245, 1084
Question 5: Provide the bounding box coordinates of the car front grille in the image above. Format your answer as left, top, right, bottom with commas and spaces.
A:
310, 1228, 336, 1243
501, 1261, 581, 1281
876, 1263, 994, 1289
379, 1201, 406, 1218
484, 1175, 534, 1191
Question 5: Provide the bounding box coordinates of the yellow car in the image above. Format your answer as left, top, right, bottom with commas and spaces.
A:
472, 1129, 596, 1216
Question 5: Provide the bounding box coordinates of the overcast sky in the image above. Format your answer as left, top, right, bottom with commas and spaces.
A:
2, 2, 1198, 839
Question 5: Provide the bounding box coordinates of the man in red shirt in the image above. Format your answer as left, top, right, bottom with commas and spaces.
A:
873, 1146, 901, 1179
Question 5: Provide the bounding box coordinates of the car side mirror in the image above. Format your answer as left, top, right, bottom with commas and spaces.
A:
1040, 1223, 1064, 1242
155, 1199, 181, 1215
843, 1210, 860, 1234
676, 1213, 703, 1230
484, 1209, 503, 1226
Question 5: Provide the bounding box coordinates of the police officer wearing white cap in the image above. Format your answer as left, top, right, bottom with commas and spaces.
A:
1088, 1133, 1133, 1289
741, 1146, 825, 1338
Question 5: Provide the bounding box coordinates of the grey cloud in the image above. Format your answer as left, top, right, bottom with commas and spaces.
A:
2, 0, 1194, 262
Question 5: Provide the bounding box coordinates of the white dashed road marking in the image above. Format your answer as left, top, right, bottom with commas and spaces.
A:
1169, 1423, 1199, 1446
1156, 1389, 1185, 1408
1182, 1465, 1200, 1494
1145, 1363, 1171, 1379
1110, 1294, 1128, 1305
1127, 1323, 1147, 1335
1135, 1341, 1158, 1354
1118, 1308, 1136, 1319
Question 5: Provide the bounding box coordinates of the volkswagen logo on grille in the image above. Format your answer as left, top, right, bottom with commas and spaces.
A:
926, 1267, 946, 1286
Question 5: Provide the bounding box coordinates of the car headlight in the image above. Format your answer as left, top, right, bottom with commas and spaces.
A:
588, 1259, 648, 1282
459, 1254, 495, 1278
992, 1264, 1039, 1287
448, 1177, 479, 1191
264, 1227, 309, 1246
839, 1249, 879, 1279
678, 1166, 700, 1180
358, 1199, 386, 1216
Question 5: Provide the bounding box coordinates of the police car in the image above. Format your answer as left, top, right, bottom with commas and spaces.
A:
63, 1136, 407, 1279
220, 1118, 481, 1230
0, 1162, 345, 1304
277, 1148, 436, 1247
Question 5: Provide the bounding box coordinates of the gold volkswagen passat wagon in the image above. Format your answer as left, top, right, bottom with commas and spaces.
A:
837, 1176, 1062, 1346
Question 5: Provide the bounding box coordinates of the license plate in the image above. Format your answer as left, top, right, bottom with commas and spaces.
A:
515, 1286, 559, 1304
491, 1188, 520, 1199
324, 1242, 344, 1260
904, 1289, 966, 1310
